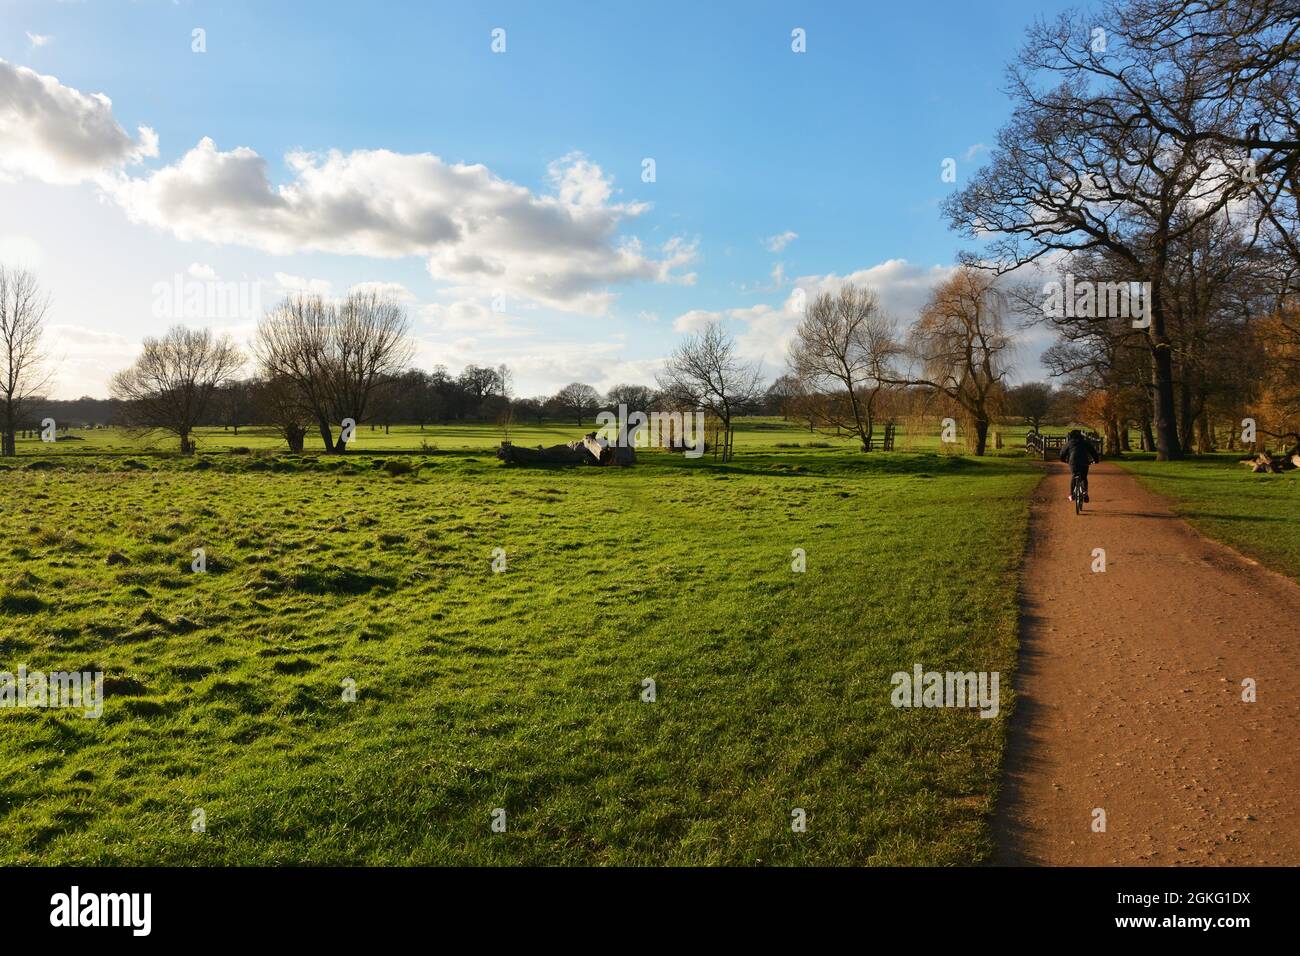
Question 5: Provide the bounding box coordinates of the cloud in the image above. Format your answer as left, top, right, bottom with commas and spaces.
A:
187, 262, 216, 279
348, 280, 415, 301
111, 140, 696, 315
45, 324, 141, 398
672, 308, 723, 333
26, 33, 52, 49
272, 272, 332, 295
1, 65, 697, 316
763, 230, 798, 252
675, 259, 962, 371
0, 59, 157, 185
964, 143, 989, 162
0, 234, 44, 269
419, 299, 532, 340
791, 259, 960, 320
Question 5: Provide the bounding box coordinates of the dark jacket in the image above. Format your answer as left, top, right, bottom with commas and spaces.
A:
1059, 435, 1101, 470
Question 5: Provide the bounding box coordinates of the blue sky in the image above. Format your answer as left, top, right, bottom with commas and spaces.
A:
1, 0, 1073, 398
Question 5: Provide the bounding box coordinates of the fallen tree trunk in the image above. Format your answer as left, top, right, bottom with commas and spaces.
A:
1240, 452, 1298, 474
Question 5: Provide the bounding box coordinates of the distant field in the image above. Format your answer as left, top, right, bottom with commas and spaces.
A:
13, 417, 1052, 457
0, 438, 1039, 864
1121, 454, 1300, 585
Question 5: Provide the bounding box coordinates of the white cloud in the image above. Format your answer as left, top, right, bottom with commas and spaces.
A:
673, 259, 963, 372
792, 259, 960, 321
45, 324, 140, 398
0, 234, 44, 269
671, 308, 723, 333
111, 140, 696, 315
186, 262, 216, 279
272, 272, 332, 295
348, 280, 415, 301
419, 299, 532, 339
26, 33, 52, 49
964, 143, 989, 161
0, 59, 157, 185
763, 230, 798, 252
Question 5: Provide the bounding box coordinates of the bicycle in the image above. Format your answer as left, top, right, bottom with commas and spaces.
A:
1070, 472, 1087, 514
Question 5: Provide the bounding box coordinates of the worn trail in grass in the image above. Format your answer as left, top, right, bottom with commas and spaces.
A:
0, 448, 1037, 864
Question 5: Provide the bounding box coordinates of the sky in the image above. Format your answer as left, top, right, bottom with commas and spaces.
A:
0, 0, 1072, 400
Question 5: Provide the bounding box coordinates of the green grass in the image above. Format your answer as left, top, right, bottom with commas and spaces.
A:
12, 417, 1043, 457
1121, 454, 1300, 585
0, 429, 1041, 865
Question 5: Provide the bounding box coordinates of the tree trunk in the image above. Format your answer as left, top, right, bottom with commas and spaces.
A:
317, 418, 336, 453
1105, 418, 1122, 456
2, 402, 14, 457
1140, 413, 1156, 453
1177, 381, 1195, 453
973, 418, 990, 456
1196, 414, 1213, 454
1150, 306, 1183, 460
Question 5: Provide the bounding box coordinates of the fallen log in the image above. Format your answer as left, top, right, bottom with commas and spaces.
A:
1240, 451, 1298, 473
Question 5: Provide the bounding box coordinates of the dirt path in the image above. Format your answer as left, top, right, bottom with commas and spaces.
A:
995, 461, 1300, 865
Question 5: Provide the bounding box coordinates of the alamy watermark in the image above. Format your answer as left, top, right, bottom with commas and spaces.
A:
890, 664, 1000, 718
1042, 275, 1151, 328
0, 665, 103, 718
151, 274, 262, 321
595, 403, 706, 458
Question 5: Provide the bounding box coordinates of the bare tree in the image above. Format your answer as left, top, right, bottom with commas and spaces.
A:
1005, 382, 1057, 433
495, 363, 516, 441
0, 266, 52, 457
789, 283, 901, 452
905, 267, 1014, 456
552, 382, 601, 426
943, 2, 1297, 459
657, 321, 764, 462
252, 374, 311, 452
253, 291, 412, 452
110, 325, 243, 453
325, 291, 414, 451
604, 383, 657, 411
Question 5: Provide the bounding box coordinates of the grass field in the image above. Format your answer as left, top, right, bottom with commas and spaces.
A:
1121, 454, 1300, 585
0, 424, 1041, 865
9, 417, 1054, 457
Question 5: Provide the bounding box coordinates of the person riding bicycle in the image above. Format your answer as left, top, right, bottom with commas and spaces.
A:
1059, 429, 1101, 502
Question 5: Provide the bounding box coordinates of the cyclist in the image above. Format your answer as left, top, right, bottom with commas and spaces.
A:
1059, 429, 1101, 502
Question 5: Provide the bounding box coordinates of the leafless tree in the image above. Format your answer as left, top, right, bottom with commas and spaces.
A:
944, 1, 1297, 459
1005, 382, 1058, 433
789, 283, 901, 452
605, 383, 657, 411
110, 325, 243, 453
905, 267, 1014, 456
657, 321, 764, 462
253, 291, 412, 452
0, 266, 52, 456
552, 382, 601, 426
252, 374, 311, 452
